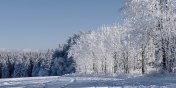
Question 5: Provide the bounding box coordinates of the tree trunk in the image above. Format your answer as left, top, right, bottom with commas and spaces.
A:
162, 39, 167, 71
141, 44, 146, 74
113, 52, 118, 73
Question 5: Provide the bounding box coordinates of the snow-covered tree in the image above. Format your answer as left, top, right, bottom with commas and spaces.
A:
50, 34, 79, 76
69, 25, 130, 74
122, 0, 176, 72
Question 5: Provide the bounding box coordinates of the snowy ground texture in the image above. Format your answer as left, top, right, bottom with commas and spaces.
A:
1, 74, 176, 88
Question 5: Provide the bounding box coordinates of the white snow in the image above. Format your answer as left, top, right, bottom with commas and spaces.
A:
1, 75, 176, 88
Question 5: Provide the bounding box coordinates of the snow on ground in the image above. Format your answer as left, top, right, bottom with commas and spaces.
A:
1, 74, 176, 88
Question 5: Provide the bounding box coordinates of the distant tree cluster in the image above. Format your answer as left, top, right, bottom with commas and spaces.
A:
0, 50, 53, 78
0, 35, 77, 78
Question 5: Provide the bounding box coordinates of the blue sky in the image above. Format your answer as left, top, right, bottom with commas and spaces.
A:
0, 0, 125, 49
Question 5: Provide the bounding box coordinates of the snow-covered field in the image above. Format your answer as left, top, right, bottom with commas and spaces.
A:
1, 74, 176, 88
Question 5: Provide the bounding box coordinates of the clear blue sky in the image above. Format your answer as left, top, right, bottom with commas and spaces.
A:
0, 0, 125, 49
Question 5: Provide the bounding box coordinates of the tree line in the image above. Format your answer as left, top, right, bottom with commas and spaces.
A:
0, 35, 77, 78
69, 0, 176, 74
